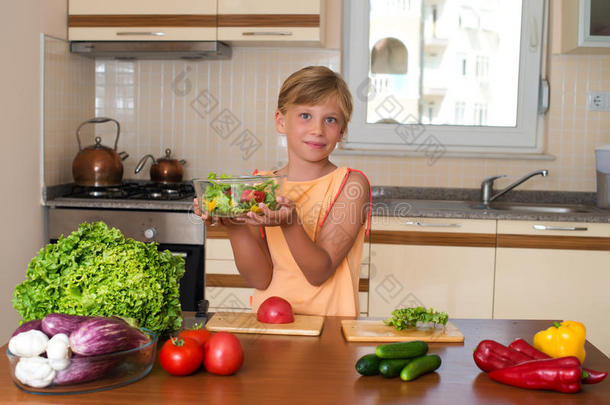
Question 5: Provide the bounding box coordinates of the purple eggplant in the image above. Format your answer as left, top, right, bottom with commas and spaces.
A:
11, 319, 43, 338
69, 317, 145, 356
53, 356, 118, 386
42, 313, 91, 336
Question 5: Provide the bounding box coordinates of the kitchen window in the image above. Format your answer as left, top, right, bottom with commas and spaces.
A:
341, 0, 547, 155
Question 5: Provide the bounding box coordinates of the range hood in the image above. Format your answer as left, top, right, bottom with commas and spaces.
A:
70, 41, 231, 60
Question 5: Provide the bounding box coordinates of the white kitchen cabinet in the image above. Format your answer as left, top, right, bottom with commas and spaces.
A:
205, 229, 370, 315
368, 217, 497, 319
494, 220, 610, 356
552, 0, 610, 54
68, 0, 217, 41
217, 0, 326, 45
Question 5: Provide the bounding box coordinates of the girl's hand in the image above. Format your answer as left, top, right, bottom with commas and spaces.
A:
243, 196, 297, 227
193, 198, 246, 227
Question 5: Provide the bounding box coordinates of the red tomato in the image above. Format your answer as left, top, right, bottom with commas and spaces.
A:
239, 189, 265, 203
179, 324, 212, 349
203, 332, 244, 375
159, 337, 203, 376
257, 296, 295, 324
252, 191, 265, 203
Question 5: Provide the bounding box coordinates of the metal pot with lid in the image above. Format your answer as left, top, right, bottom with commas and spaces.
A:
135, 148, 187, 184
72, 117, 129, 187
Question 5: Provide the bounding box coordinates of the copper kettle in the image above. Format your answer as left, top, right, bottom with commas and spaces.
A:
72, 117, 129, 187
135, 148, 187, 184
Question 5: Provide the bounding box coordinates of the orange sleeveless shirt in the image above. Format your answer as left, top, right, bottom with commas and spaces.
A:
252, 167, 370, 317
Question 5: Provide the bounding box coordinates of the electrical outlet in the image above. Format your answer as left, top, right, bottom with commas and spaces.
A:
587, 91, 610, 111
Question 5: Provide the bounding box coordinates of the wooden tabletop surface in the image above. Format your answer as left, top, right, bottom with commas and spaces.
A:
1, 317, 608, 404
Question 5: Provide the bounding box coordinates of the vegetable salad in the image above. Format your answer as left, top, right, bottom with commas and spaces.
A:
202, 172, 280, 216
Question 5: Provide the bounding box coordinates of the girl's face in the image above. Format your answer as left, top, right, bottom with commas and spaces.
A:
275, 96, 345, 164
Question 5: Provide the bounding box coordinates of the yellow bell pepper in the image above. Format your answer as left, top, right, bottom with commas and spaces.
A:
204, 199, 216, 212
533, 321, 586, 363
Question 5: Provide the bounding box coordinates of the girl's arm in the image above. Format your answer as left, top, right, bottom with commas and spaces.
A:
280, 171, 369, 286
225, 224, 273, 290
193, 199, 273, 289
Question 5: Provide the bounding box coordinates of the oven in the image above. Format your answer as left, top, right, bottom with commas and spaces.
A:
47, 204, 208, 320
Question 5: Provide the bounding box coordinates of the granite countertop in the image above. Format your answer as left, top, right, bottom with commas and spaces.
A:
45, 184, 610, 223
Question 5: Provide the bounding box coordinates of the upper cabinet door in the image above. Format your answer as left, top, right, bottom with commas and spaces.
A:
68, 0, 217, 41
217, 0, 325, 45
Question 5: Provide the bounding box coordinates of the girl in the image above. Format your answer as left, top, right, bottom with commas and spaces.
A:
195, 66, 371, 317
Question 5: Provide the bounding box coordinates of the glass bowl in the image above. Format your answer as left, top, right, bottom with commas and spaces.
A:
6, 328, 157, 395
193, 174, 284, 217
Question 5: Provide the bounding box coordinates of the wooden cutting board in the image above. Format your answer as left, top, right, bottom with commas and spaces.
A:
341, 320, 464, 343
205, 312, 325, 336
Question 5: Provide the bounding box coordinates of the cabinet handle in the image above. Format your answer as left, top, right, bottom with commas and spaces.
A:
533, 225, 588, 231
116, 31, 166, 36
403, 221, 461, 228
241, 31, 293, 36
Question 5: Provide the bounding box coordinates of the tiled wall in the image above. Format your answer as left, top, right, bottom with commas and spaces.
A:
44, 45, 610, 191
94, 48, 610, 192
95, 48, 341, 182
43, 36, 95, 187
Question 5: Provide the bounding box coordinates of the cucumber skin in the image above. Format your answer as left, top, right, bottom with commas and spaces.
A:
379, 359, 412, 378
355, 354, 381, 376
400, 354, 442, 381
375, 341, 429, 359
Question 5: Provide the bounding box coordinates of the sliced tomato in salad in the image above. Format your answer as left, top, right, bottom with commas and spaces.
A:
240, 189, 265, 203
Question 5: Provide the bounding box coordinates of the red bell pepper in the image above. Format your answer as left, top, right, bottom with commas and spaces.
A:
509, 338, 608, 385
489, 356, 582, 394
473, 340, 531, 373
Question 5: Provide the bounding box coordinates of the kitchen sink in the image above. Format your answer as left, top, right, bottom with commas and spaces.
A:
472, 202, 603, 214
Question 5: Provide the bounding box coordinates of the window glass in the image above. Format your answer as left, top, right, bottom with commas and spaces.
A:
367, 0, 522, 127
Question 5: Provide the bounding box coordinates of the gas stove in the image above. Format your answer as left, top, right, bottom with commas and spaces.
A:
63, 181, 195, 201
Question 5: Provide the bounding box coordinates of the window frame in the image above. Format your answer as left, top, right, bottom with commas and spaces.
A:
340, 0, 547, 155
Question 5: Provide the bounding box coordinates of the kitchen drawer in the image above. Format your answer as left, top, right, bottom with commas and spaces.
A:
497, 220, 610, 237
69, 28, 216, 41
217, 27, 320, 43
217, 0, 324, 44
371, 217, 496, 234
218, 0, 322, 14
69, 0, 216, 14
206, 239, 236, 260
69, 0, 217, 41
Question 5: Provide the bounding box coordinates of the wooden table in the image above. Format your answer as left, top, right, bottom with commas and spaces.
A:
1, 318, 608, 404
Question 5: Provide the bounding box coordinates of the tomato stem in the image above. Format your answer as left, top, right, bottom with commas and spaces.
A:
171, 337, 185, 347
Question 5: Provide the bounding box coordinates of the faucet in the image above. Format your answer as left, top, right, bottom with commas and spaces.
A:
480, 169, 549, 205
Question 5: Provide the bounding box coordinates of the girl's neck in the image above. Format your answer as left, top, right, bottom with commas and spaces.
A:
279, 160, 338, 182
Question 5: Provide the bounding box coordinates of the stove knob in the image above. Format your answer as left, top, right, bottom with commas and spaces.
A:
143, 227, 157, 240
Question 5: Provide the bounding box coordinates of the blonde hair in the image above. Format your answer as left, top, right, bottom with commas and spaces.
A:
277, 66, 353, 132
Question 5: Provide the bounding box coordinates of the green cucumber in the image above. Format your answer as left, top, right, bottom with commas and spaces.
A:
375, 340, 428, 359
355, 353, 381, 376
400, 354, 442, 381
379, 358, 412, 378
